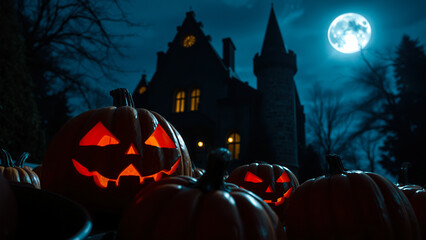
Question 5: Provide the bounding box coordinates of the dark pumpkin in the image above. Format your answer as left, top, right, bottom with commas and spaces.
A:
0, 173, 18, 239
396, 163, 426, 240
118, 148, 286, 240
285, 154, 421, 240
41, 88, 192, 217
0, 149, 41, 189
226, 162, 299, 224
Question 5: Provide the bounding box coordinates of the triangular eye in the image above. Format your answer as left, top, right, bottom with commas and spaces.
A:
79, 122, 119, 147
125, 143, 139, 155
276, 172, 290, 183
144, 125, 176, 148
244, 171, 263, 183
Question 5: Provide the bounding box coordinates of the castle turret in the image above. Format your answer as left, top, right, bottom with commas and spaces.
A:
253, 7, 299, 171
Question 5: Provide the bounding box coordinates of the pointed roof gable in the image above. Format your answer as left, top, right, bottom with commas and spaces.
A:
260, 7, 287, 57
167, 11, 206, 52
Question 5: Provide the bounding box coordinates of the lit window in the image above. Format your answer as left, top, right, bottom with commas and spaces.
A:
190, 89, 200, 111
138, 86, 146, 95
227, 132, 240, 160
175, 91, 185, 113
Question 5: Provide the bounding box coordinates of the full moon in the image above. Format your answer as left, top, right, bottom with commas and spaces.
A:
328, 13, 371, 54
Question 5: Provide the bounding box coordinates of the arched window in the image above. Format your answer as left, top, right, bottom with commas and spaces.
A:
190, 88, 200, 111
227, 132, 241, 160
174, 91, 185, 113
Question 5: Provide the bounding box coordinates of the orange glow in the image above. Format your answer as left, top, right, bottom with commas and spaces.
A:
263, 187, 293, 206
145, 125, 176, 148
72, 157, 181, 188
138, 86, 146, 95
79, 122, 119, 147
265, 185, 273, 193
276, 172, 290, 183
244, 171, 263, 183
175, 91, 185, 113
190, 89, 200, 111
183, 35, 196, 48
197, 141, 204, 148
228, 137, 234, 143
125, 144, 139, 155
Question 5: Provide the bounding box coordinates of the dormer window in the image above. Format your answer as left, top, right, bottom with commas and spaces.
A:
190, 88, 200, 111
174, 91, 185, 113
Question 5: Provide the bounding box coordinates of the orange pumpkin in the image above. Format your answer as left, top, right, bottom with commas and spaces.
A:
41, 88, 192, 219
0, 149, 40, 189
226, 162, 299, 224
118, 148, 286, 240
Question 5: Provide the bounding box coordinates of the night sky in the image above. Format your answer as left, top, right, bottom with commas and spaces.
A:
113, 0, 426, 104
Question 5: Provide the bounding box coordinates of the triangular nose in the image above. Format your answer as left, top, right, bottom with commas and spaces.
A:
125, 143, 139, 155
266, 185, 273, 193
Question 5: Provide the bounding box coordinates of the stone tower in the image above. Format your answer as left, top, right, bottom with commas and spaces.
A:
253, 7, 299, 171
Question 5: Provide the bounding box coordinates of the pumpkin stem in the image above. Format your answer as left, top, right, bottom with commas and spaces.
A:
193, 148, 232, 192
0, 149, 15, 167
397, 162, 411, 185
15, 152, 30, 167
326, 154, 346, 175
110, 88, 135, 108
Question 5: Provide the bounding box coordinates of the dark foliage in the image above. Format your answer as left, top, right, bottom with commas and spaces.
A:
0, 0, 45, 162
380, 35, 426, 185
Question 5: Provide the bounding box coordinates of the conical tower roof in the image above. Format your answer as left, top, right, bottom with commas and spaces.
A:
260, 7, 287, 57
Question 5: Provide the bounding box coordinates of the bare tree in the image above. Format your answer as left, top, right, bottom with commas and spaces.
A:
353, 50, 397, 135
307, 83, 355, 156
15, 0, 137, 109
356, 130, 382, 172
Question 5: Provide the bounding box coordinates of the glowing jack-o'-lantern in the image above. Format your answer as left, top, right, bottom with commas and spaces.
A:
118, 149, 287, 240
226, 162, 299, 224
41, 88, 192, 218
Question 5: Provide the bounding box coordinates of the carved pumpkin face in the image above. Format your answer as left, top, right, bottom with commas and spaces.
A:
72, 121, 182, 189
41, 89, 192, 218
226, 162, 299, 224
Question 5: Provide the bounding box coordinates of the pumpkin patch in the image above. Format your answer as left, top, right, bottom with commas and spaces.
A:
118, 148, 287, 240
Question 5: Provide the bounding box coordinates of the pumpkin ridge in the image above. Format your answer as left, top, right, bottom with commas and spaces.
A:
190, 190, 219, 240
310, 174, 333, 239
330, 173, 357, 239
368, 172, 421, 239
351, 172, 394, 239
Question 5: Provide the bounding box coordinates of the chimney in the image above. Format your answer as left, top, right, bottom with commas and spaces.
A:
222, 38, 236, 71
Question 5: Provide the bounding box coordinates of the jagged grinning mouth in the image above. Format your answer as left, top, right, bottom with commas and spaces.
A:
263, 187, 293, 206
72, 157, 181, 188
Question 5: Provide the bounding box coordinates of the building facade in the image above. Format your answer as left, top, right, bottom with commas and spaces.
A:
133, 8, 305, 173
